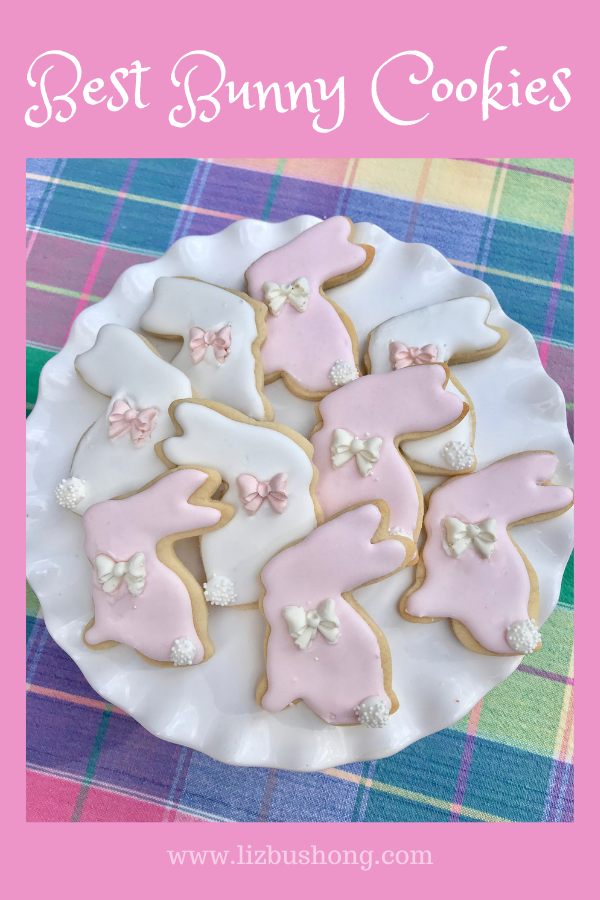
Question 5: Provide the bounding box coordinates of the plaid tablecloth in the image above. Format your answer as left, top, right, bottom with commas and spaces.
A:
26, 158, 574, 823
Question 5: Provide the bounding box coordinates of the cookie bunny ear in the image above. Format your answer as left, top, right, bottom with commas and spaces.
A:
75, 324, 189, 399
423, 451, 573, 527
262, 502, 411, 598
491, 452, 574, 523
111, 467, 229, 536
245, 216, 372, 398
312, 503, 412, 593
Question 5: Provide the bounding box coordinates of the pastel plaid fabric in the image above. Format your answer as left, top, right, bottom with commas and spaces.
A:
26, 158, 574, 823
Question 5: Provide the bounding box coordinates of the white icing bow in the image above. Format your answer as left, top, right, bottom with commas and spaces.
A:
442, 518, 497, 559
331, 429, 382, 477
263, 277, 310, 315
283, 599, 340, 650
94, 552, 146, 596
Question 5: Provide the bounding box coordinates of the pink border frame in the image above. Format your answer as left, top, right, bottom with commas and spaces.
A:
11, 0, 595, 893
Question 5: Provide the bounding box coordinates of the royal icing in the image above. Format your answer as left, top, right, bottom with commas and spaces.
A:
55, 476, 86, 510
354, 697, 390, 728
400, 376, 475, 474
331, 430, 383, 477
310, 365, 466, 540
389, 342, 438, 367
203, 574, 237, 607
284, 598, 340, 649
505, 619, 542, 654
367, 296, 504, 373
140, 276, 270, 421
161, 400, 319, 607
108, 400, 158, 445
402, 453, 573, 655
263, 278, 310, 315
369, 341, 476, 474
237, 473, 288, 515
170, 636, 198, 666
83, 468, 227, 664
329, 359, 360, 387
366, 297, 504, 473
189, 325, 231, 364
57, 325, 192, 514
245, 217, 368, 395
94, 551, 146, 595
442, 517, 497, 558
259, 504, 409, 725
440, 439, 475, 471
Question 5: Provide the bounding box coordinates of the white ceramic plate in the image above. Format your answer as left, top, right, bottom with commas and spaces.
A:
26, 216, 574, 772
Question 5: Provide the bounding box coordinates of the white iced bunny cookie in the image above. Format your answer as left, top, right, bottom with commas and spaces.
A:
55, 325, 193, 514
159, 399, 322, 608
365, 298, 508, 476
365, 297, 507, 371
141, 276, 272, 421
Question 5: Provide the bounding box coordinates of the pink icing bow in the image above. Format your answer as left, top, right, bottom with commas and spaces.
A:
389, 341, 438, 368
108, 400, 158, 446
189, 325, 232, 364
237, 473, 289, 516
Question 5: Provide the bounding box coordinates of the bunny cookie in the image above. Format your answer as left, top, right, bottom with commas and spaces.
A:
257, 502, 414, 726
400, 452, 573, 655
55, 324, 193, 514
83, 467, 233, 666
245, 216, 374, 398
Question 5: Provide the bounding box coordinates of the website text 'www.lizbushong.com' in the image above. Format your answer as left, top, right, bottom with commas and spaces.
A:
168, 847, 432, 869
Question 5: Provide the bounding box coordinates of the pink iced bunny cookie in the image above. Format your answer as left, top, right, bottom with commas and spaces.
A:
400, 453, 574, 655
310, 364, 468, 545
257, 502, 415, 726
245, 216, 374, 398
83, 467, 233, 666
